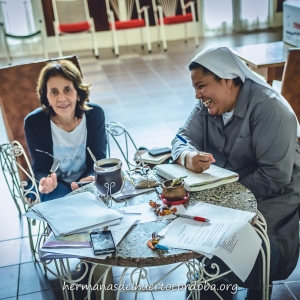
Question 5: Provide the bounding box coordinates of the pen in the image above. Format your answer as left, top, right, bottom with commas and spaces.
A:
76, 181, 94, 187
176, 134, 203, 155
176, 213, 210, 223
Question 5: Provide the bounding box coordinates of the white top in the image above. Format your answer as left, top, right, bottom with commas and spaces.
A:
51, 114, 87, 184
222, 110, 234, 125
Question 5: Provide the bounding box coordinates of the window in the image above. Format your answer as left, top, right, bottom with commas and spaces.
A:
0, 0, 38, 45
202, 0, 270, 36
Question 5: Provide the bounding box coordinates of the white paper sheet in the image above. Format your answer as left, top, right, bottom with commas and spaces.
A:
186, 202, 256, 222
39, 214, 138, 260
161, 217, 261, 282
120, 203, 186, 223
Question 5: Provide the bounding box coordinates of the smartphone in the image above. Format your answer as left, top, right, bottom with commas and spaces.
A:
90, 230, 116, 255
148, 147, 171, 157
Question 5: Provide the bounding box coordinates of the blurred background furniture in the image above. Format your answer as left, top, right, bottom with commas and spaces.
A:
51, 0, 99, 58
280, 47, 300, 175
0, 55, 81, 261
152, 0, 198, 51
0, 0, 48, 65
232, 41, 294, 86
105, 0, 152, 56
281, 47, 300, 128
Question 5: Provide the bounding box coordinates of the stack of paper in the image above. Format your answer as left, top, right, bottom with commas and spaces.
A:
26, 192, 123, 236
39, 214, 138, 260
42, 232, 91, 249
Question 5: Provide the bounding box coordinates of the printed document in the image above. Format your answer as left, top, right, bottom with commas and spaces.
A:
187, 202, 256, 222
160, 202, 260, 281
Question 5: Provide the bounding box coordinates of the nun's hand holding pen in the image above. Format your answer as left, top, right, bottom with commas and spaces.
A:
175, 134, 215, 173
185, 151, 216, 173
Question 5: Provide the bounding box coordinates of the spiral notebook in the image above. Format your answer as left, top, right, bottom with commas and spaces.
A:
154, 164, 239, 192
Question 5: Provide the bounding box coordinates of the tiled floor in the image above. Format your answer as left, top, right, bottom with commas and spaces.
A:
0, 28, 300, 299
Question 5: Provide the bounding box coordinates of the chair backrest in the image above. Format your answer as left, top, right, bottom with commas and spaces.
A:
106, 122, 144, 170
281, 48, 300, 126
0, 141, 41, 210
152, 0, 187, 17
52, 0, 90, 24
105, 0, 142, 21
0, 55, 82, 181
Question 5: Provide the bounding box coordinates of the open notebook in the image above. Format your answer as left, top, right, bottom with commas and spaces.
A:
154, 164, 239, 192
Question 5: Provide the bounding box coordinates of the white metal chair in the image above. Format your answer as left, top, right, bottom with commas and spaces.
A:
105, 0, 152, 56
0, 55, 82, 262
51, 0, 99, 58
0, 141, 46, 262
152, 0, 199, 51
0, 0, 48, 65
106, 122, 145, 170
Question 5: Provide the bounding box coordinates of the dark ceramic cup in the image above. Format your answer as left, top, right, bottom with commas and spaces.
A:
94, 158, 123, 195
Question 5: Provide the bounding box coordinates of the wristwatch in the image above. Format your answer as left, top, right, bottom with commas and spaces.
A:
180, 151, 189, 167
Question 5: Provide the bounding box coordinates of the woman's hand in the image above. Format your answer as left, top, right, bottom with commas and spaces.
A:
185, 151, 216, 173
39, 173, 58, 194
71, 176, 95, 191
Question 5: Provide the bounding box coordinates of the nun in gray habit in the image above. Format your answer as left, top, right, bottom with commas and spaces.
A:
172, 47, 300, 294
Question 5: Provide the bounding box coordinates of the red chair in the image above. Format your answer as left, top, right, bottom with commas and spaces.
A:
52, 0, 99, 58
105, 0, 152, 57
152, 0, 199, 51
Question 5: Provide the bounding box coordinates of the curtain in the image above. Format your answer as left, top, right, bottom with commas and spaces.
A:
0, 0, 39, 48
202, 0, 270, 36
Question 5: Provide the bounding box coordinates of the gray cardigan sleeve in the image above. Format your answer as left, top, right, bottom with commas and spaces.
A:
171, 102, 204, 161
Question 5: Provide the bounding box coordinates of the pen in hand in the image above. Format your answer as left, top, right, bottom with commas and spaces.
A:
176, 134, 203, 155
76, 181, 94, 187
175, 213, 210, 223
176, 134, 216, 162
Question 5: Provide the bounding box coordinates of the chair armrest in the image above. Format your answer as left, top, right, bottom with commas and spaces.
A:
138, 6, 150, 22
139, 5, 149, 13
184, 1, 195, 9
107, 9, 116, 25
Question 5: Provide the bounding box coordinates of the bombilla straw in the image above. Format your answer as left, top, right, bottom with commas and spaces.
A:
36, 149, 60, 173
36, 149, 55, 158
87, 147, 97, 166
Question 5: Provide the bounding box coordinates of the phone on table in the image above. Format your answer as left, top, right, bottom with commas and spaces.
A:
90, 230, 116, 255
148, 147, 171, 157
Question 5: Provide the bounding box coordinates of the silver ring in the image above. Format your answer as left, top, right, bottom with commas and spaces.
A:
203, 167, 206, 171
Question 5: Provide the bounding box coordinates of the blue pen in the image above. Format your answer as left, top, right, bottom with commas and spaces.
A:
155, 244, 169, 251
176, 134, 203, 155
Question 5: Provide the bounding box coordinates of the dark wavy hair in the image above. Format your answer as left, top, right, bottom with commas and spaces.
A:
188, 61, 243, 87
37, 60, 92, 117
